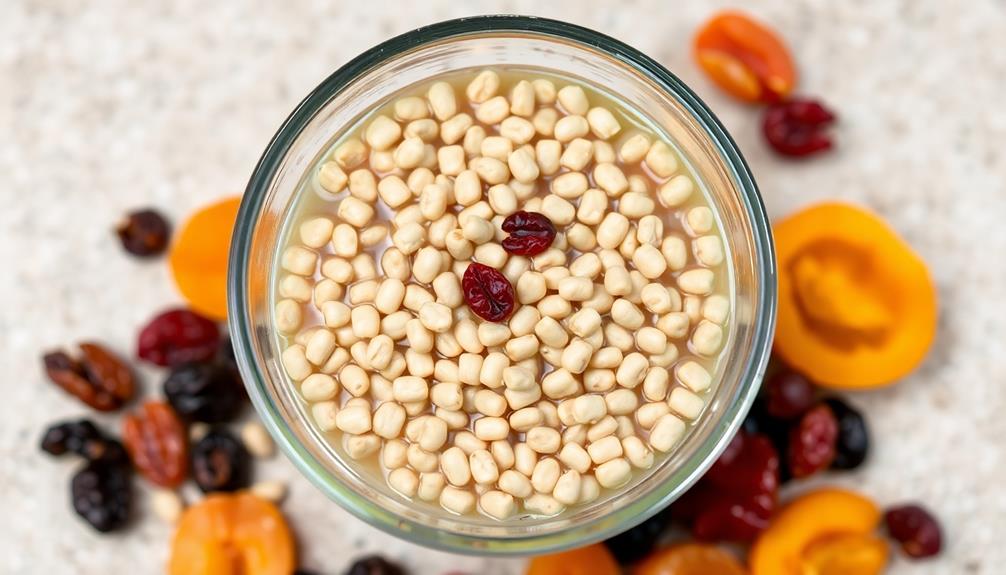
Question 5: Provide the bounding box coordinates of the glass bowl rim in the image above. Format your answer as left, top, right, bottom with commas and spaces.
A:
228, 14, 776, 555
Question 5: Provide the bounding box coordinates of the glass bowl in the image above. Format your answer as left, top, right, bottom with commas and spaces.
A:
229, 15, 775, 555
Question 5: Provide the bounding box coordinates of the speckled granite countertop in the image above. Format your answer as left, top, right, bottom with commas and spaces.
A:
2, 1, 1004, 573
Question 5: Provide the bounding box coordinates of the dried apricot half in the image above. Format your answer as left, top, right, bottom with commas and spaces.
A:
694, 11, 796, 103
773, 202, 937, 388
634, 543, 746, 575
750, 488, 883, 575
169, 196, 242, 321
526, 543, 620, 575
168, 492, 295, 575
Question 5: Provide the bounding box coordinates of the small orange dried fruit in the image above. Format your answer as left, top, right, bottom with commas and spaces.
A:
168, 492, 295, 575
750, 488, 882, 575
634, 543, 746, 575
773, 202, 937, 388
694, 11, 796, 103
526, 543, 620, 575
169, 196, 242, 320
801, 533, 889, 575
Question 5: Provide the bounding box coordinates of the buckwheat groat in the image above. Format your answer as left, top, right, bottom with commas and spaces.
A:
276, 68, 730, 520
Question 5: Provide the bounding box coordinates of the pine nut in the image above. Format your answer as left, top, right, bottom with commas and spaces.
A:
678, 268, 715, 295
557, 85, 589, 115
440, 486, 476, 514
427, 81, 457, 121
418, 472, 446, 501
318, 161, 348, 194
474, 416, 510, 441
301, 373, 338, 402
650, 413, 686, 452
645, 140, 678, 177
622, 436, 654, 469
527, 427, 562, 454
554, 115, 589, 142
691, 320, 724, 356
531, 457, 561, 492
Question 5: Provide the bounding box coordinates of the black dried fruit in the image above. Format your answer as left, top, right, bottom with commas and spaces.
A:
764, 370, 816, 419
116, 208, 171, 257
191, 430, 250, 493
824, 397, 870, 470
885, 504, 942, 558
40, 419, 130, 466
164, 362, 245, 423
742, 398, 793, 482
71, 459, 132, 532
604, 509, 670, 564
345, 555, 405, 575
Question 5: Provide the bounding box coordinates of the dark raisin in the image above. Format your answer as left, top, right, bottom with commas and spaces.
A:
344, 555, 405, 575
604, 509, 670, 564
788, 403, 838, 478
823, 397, 869, 470
40, 419, 129, 466
164, 362, 245, 423
71, 459, 132, 532
116, 209, 171, 257
885, 504, 942, 558
191, 430, 250, 493
762, 98, 836, 157
137, 308, 220, 367
764, 370, 816, 419
462, 262, 515, 322
501, 211, 556, 256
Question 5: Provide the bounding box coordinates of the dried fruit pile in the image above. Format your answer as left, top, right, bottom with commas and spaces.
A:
693, 11, 837, 157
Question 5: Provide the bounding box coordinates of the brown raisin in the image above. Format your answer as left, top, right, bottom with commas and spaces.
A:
42, 343, 135, 411
116, 208, 171, 257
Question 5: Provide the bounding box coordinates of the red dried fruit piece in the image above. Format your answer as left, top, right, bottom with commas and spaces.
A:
116, 208, 171, 257
122, 400, 188, 487
692, 492, 775, 542
763, 98, 836, 157
462, 262, 515, 322
501, 211, 556, 256
788, 403, 838, 477
764, 370, 816, 419
884, 504, 943, 559
137, 308, 220, 367
674, 432, 780, 542
43, 343, 135, 411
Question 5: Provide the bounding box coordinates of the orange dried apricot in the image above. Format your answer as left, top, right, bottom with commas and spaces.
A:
694, 11, 796, 103
635, 543, 746, 575
773, 202, 937, 388
526, 543, 620, 575
169, 196, 242, 321
801, 533, 889, 575
168, 492, 295, 575
749, 488, 882, 575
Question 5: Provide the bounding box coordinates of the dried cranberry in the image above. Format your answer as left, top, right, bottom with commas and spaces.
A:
604, 509, 671, 564
764, 370, 817, 419
164, 362, 245, 423
116, 209, 171, 257
674, 432, 779, 542
741, 400, 794, 483
788, 403, 838, 477
885, 504, 942, 558
344, 555, 405, 575
691, 492, 774, 542
191, 430, 250, 493
41, 419, 127, 465
762, 98, 836, 157
824, 397, 869, 470
462, 262, 515, 322
706, 432, 780, 496
137, 308, 220, 367
71, 458, 132, 532
501, 211, 556, 256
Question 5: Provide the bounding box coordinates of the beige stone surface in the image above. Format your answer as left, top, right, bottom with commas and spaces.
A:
2, 0, 1004, 573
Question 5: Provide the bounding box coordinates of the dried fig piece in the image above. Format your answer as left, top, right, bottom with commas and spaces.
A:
43, 343, 135, 411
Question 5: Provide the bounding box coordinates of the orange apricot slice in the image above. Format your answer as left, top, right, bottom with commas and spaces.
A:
635, 543, 747, 575
169, 196, 242, 321
801, 533, 889, 575
749, 488, 881, 575
168, 492, 295, 575
773, 202, 937, 388
526, 543, 620, 575
694, 11, 797, 103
